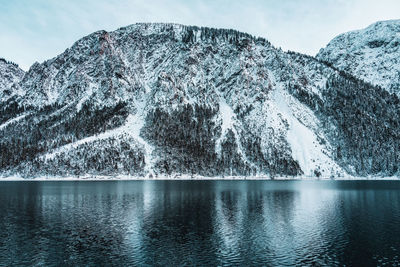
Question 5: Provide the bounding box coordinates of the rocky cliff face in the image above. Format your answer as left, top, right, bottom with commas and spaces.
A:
1, 23, 399, 178
317, 20, 400, 95
0, 58, 26, 129
0, 58, 25, 103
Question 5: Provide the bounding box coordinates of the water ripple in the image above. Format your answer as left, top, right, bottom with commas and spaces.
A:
1, 180, 400, 266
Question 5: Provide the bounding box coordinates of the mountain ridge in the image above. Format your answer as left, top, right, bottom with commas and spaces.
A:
317, 19, 400, 95
1, 22, 399, 179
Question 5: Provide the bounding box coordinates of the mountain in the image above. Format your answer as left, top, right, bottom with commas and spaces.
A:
1, 23, 400, 179
0, 58, 25, 102
317, 20, 400, 95
0, 58, 26, 132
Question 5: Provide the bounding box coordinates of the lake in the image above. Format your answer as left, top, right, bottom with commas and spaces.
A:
0, 180, 400, 266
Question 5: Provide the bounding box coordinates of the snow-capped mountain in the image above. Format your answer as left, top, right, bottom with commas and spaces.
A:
317, 20, 400, 94
1, 23, 400, 179
0, 58, 25, 103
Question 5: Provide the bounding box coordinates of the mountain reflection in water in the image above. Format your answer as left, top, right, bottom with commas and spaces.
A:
0, 180, 400, 266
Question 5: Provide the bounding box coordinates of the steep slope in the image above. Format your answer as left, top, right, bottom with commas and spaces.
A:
0, 58, 24, 97
317, 20, 400, 94
1, 23, 400, 179
0, 58, 26, 126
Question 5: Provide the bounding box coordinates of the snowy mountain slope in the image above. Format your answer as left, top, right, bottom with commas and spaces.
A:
0, 59, 27, 126
1, 23, 400, 178
317, 20, 400, 94
0, 58, 25, 102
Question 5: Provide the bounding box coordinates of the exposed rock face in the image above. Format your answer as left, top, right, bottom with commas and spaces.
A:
317, 20, 400, 95
0, 58, 26, 127
1, 23, 400, 178
0, 58, 25, 102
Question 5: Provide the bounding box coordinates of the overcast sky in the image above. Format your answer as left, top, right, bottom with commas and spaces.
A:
1, 0, 399, 70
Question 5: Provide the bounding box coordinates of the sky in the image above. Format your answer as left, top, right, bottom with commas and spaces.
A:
1, 0, 399, 70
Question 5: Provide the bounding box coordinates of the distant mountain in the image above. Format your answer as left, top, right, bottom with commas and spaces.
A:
317, 20, 400, 95
1, 23, 400, 179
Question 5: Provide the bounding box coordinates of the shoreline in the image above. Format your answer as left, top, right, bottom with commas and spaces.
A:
0, 175, 399, 181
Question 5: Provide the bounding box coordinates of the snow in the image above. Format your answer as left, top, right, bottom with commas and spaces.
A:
317, 19, 400, 94
0, 59, 25, 96
1, 22, 373, 179
214, 94, 256, 172
123, 109, 156, 176
286, 119, 319, 176
46, 87, 59, 105
76, 83, 96, 111
42, 97, 156, 176
273, 88, 345, 177
215, 96, 235, 155
3, 173, 396, 181
219, 98, 235, 133
0, 114, 28, 131
43, 127, 122, 161
42, 114, 143, 159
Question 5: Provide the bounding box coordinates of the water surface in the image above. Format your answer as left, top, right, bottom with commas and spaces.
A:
1, 180, 400, 266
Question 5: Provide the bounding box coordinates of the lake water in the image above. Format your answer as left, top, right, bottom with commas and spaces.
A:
1, 180, 400, 266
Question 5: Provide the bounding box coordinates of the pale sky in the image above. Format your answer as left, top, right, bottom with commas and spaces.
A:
1, 0, 399, 70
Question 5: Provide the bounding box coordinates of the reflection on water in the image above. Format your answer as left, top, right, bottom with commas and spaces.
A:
1, 180, 400, 266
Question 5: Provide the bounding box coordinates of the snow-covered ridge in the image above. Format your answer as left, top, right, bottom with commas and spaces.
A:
115, 22, 271, 44
0, 58, 25, 102
317, 19, 400, 94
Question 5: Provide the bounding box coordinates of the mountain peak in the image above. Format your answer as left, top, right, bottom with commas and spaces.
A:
19, 22, 274, 108
114, 22, 272, 46
317, 19, 400, 94
0, 58, 25, 102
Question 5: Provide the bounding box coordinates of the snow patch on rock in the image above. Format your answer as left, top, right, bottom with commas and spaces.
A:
273, 88, 345, 177
76, 83, 96, 111
215, 96, 236, 155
